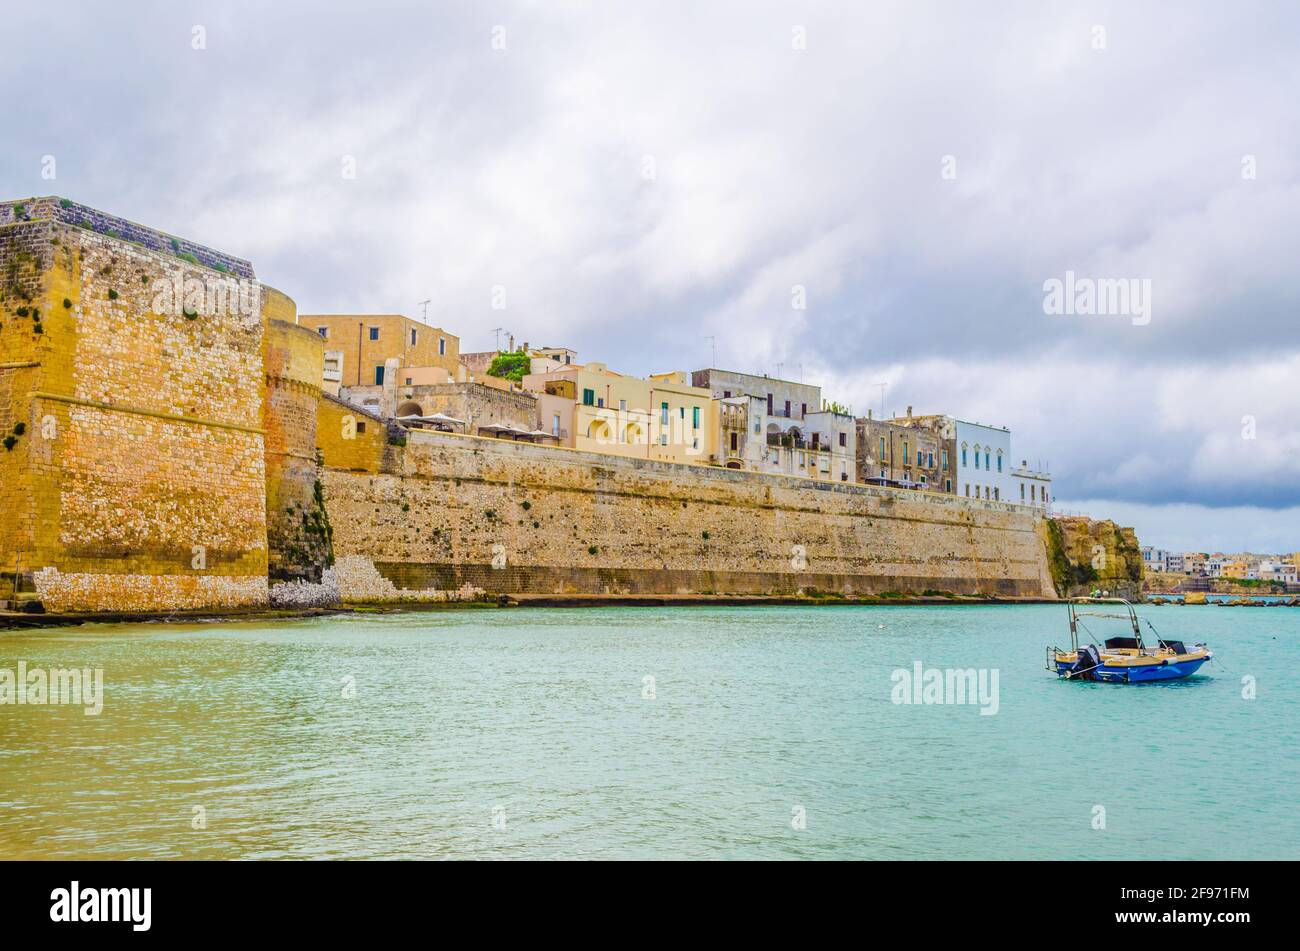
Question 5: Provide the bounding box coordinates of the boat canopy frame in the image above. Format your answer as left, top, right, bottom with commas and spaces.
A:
1065, 597, 1143, 653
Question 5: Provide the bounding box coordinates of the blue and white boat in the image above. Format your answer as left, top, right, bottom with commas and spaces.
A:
1046, 598, 1212, 683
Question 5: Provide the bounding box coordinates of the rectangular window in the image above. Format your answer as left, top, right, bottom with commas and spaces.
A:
997, 455, 1002, 472
1031, 485, 1036, 501
784, 400, 791, 417
374, 365, 385, 385
356, 421, 366, 434
369, 327, 379, 341
723, 390, 731, 399
660, 433, 668, 446
902, 440, 909, 463
692, 406, 700, 429
438, 337, 446, 356
927, 451, 934, 468
917, 450, 923, 466
730, 432, 738, 451
405, 377, 412, 385
942, 449, 949, 470
619, 399, 627, 412
661, 402, 669, 424
962, 448, 968, 467
582, 388, 595, 406
945, 479, 952, 492
974, 452, 980, 470
410, 328, 418, 346
552, 414, 560, 436
597, 398, 604, 408
1021, 483, 1026, 500
317, 326, 328, 338
800, 402, 807, 418
767, 393, 774, 415
965, 483, 970, 497
839, 432, 846, 447
985, 451, 990, 469
880, 437, 886, 459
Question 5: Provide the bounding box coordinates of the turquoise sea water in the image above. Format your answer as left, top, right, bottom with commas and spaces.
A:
1, 604, 1297, 860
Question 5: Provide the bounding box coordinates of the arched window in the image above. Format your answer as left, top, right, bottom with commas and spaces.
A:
996, 452, 1003, 473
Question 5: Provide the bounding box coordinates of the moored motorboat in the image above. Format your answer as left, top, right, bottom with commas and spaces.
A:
1046, 598, 1212, 683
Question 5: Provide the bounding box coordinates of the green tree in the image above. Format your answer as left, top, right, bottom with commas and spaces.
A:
487, 351, 531, 383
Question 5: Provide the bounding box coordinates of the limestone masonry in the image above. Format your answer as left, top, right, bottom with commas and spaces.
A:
0, 197, 1138, 613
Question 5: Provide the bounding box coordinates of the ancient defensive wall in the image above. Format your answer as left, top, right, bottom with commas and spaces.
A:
1, 198, 282, 612
2, 196, 1135, 614
319, 428, 1060, 599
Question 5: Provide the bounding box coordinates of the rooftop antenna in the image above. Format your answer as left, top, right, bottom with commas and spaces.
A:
490, 327, 505, 351
703, 335, 716, 367
417, 299, 431, 324
775, 361, 785, 379
874, 382, 887, 420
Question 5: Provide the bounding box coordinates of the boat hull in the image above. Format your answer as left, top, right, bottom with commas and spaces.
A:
1053, 654, 1210, 683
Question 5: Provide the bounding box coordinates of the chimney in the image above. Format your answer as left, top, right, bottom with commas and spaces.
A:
508, 333, 515, 352
867, 408, 873, 419
906, 405, 913, 418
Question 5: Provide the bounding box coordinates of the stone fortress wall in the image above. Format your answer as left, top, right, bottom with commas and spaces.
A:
320, 430, 1058, 599
1, 197, 1128, 613
1, 199, 267, 611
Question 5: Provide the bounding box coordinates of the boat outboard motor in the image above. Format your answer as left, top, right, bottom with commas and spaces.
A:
1070, 644, 1101, 681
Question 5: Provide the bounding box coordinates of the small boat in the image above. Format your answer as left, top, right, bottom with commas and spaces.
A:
1046, 597, 1212, 683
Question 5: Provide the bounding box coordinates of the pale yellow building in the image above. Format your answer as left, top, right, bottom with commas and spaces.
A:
522, 363, 716, 465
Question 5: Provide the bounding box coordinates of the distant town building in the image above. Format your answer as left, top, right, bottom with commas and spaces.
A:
1141, 546, 1169, 573
1258, 559, 1298, 583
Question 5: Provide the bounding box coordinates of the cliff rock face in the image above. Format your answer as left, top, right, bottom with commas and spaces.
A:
1044, 516, 1143, 600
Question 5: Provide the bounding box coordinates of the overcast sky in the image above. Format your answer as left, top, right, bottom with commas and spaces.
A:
3, 1, 1297, 552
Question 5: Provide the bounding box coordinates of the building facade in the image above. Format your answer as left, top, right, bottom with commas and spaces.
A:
1011, 461, 1052, 510
522, 363, 715, 464
954, 419, 1012, 501
1141, 546, 1169, 573
301, 314, 461, 388
855, 414, 947, 489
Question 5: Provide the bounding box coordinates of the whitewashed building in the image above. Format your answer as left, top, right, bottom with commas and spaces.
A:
1011, 461, 1053, 510
955, 420, 1012, 502
1141, 546, 1169, 573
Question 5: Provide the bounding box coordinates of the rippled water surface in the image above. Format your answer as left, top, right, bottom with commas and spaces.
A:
2, 604, 1297, 859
